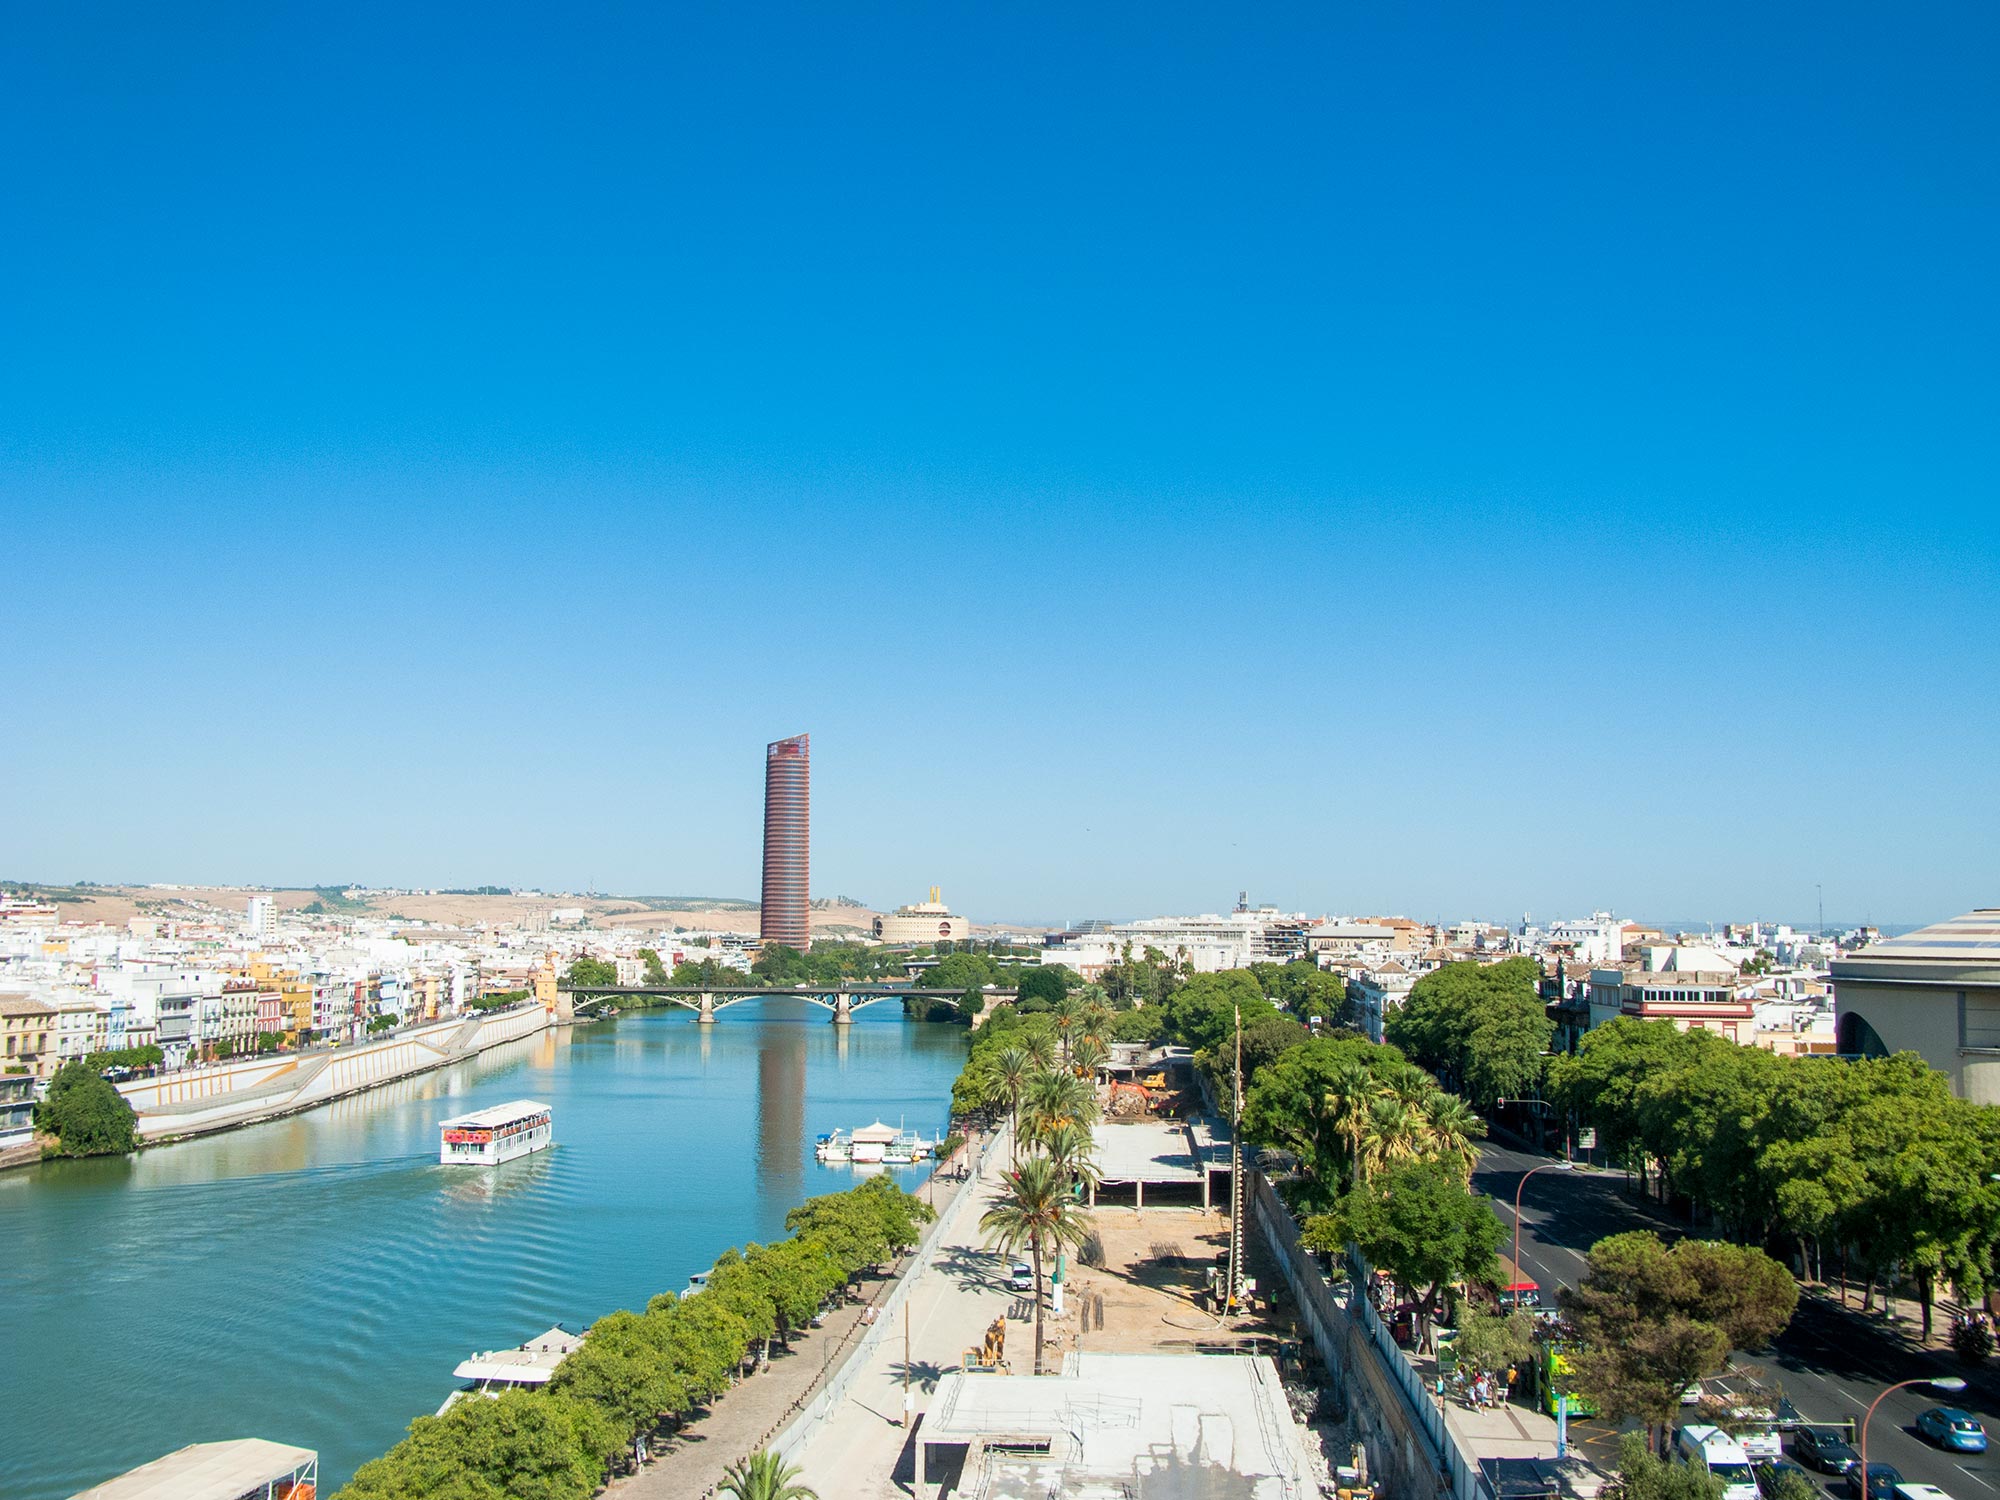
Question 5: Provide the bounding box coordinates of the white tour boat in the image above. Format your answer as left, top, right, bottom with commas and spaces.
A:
848, 1120, 899, 1164
439, 1100, 553, 1165
814, 1129, 850, 1162
437, 1325, 581, 1414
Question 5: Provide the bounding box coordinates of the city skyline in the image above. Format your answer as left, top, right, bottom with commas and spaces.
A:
3, 4, 1995, 924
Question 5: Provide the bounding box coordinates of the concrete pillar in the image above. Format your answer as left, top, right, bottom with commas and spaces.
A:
832, 993, 853, 1026
697, 992, 717, 1025
1202, 1168, 1211, 1211
1088, 1180, 1097, 1207
1135, 1179, 1144, 1212
915, 1439, 925, 1488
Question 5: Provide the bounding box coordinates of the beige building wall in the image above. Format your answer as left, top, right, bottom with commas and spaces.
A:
1833, 967, 2000, 1105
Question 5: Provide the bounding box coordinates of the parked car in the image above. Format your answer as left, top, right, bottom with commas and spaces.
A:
1915, 1408, 1988, 1454
1846, 1463, 1904, 1500
1008, 1261, 1035, 1293
1792, 1425, 1860, 1473
1755, 1459, 1815, 1500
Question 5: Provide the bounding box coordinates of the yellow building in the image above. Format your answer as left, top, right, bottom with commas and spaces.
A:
1, 994, 58, 1080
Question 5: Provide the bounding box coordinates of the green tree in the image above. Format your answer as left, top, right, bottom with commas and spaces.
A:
1013, 965, 1072, 1008
718, 1449, 818, 1500
1454, 1308, 1537, 1380
1240, 1035, 1411, 1205
36, 1061, 139, 1157
565, 957, 619, 989
981, 1154, 1093, 1374
637, 948, 669, 985
1306, 1158, 1506, 1330
1161, 970, 1277, 1054
670, 957, 748, 987
1606, 1431, 1726, 1500
1386, 957, 1550, 1108
337, 1389, 616, 1500
1559, 1232, 1797, 1429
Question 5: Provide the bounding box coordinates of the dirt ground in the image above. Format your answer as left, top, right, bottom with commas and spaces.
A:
1047, 1205, 1295, 1360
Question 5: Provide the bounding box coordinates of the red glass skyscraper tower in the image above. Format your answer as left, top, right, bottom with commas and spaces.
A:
760, 734, 810, 950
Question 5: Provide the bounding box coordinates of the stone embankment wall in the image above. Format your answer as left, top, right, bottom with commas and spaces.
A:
115, 1003, 552, 1141
1249, 1168, 1486, 1500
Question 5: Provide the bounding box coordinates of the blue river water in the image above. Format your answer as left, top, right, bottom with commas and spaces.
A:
0, 1000, 966, 1499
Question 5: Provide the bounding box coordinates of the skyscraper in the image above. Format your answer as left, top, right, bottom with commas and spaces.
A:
760, 733, 810, 950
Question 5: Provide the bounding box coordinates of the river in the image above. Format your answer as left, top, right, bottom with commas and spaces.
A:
0, 1000, 967, 1500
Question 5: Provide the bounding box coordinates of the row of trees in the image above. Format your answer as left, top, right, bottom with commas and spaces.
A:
1552, 1017, 2000, 1335
970, 1008, 1104, 1375
337, 1177, 932, 1500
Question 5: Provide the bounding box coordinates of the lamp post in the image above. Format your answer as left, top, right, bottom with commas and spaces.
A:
1512, 1162, 1575, 1302
1859, 1376, 1965, 1497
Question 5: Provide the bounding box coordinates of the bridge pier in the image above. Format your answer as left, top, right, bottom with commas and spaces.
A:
697, 992, 717, 1025
831, 994, 854, 1026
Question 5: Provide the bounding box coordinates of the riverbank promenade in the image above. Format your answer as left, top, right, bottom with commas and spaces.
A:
790, 1131, 1021, 1499
612, 1128, 1010, 1500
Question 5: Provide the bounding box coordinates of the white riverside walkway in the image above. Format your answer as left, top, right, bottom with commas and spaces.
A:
792, 1132, 1027, 1499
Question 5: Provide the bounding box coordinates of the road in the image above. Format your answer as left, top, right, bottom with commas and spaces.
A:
1475, 1139, 2000, 1500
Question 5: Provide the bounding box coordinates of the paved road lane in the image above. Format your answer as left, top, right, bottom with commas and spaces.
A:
1475, 1141, 2000, 1500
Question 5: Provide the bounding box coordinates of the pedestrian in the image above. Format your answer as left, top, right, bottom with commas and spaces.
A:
1502, 1365, 1516, 1408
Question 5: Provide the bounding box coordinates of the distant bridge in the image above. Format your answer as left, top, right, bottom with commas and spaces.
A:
558, 984, 977, 1024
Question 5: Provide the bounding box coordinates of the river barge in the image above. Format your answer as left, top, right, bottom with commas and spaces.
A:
438, 1100, 553, 1165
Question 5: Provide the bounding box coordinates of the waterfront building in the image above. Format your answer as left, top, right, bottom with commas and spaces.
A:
874, 887, 969, 944
0, 1071, 35, 1149
760, 732, 811, 950
0, 993, 56, 1079
1833, 908, 2000, 1102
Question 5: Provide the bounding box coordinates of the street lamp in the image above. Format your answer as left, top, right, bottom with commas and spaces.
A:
1859, 1376, 1967, 1496
1512, 1162, 1576, 1303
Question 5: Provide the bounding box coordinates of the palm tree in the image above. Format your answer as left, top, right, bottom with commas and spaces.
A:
996, 1047, 1032, 1162
1039, 1118, 1102, 1198
1422, 1092, 1486, 1179
1052, 994, 1085, 1068
718, 1450, 817, 1500
1019, 1026, 1057, 1073
981, 1154, 1092, 1374
1023, 1068, 1097, 1146
1070, 1034, 1107, 1080
1079, 987, 1112, 1046
1359, 1095, 1422, 1181
1323, 1058, 1379, 1191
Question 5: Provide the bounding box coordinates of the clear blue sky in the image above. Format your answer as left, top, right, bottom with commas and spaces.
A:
3, 3, 1995, 928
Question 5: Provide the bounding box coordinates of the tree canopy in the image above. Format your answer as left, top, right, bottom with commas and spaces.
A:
1306, 1158, 1506, 1321
1559, 1231, 1797, 1425
36, 1061, 139, 1157
1551, 1019, 2000, 1334
565, 956, 618, 989
1384, 957, 1550, 1108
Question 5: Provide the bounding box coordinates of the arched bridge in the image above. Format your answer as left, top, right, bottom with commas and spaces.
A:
558, 984, 973, 1025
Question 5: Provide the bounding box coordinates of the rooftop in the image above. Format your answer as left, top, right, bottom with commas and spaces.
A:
437, 1098, 550, 1130
1844, 909, 2000, 965
923, 1351, 1315, 1499
0, 993, 56, 1017
70, 1439, 317, 1500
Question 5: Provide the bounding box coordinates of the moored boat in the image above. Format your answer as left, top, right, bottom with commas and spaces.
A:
437, 1325, 581, 1414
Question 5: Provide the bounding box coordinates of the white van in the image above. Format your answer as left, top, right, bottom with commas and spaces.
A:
1679, 1424, 1761, 1500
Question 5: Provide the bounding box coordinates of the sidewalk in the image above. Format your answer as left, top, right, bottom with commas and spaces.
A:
791, 1132, 1022, 1499
1404, 1347, 1566, 1462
